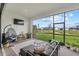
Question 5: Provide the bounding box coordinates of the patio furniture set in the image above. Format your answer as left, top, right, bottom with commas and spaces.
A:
19, 40, 59, 56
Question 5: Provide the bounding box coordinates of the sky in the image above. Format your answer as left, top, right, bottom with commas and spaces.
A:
33, 9, 79, 28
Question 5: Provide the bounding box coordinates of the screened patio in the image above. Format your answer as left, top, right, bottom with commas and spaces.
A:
0, 3, 79, 56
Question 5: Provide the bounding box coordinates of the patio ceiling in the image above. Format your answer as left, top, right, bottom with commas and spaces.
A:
3, 3, 79, 19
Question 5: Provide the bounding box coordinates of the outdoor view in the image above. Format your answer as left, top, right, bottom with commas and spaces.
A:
32, 9, 79, 47
32, 16, 53, 41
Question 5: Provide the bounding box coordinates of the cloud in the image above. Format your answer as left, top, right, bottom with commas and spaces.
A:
41, 18, 47, 21
65, 13, 73, 17
65, 13, 74, 21
41, 16, 53, 24
41, 17, 50, 22
49, 15, 64, 23
49, 16, 53, 23
65, 17, 69, 21
54, 15, 63, 23
69, 13, 73, 17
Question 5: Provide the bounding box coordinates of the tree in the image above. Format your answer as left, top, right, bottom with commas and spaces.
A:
32, 25, 37, 33
32, 25, 37, 38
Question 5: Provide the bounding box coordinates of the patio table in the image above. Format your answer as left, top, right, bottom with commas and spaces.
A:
19, 44, 49, 56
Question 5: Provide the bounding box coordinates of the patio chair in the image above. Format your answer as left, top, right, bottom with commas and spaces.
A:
48, 40, 60, 49
49, 44, 59, 56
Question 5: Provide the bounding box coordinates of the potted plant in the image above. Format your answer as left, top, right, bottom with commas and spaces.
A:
59, 42, 65, 46
66, 43, 70, 49
2, 33, 10, 48
26, 33, 31, 39
3, 40, 9, 48
71, 44, 77, 52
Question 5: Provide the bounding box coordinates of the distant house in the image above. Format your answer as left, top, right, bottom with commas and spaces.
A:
69, 25, 79, 30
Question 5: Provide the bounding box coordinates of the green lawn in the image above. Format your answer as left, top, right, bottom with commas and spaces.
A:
34, 30, 79, 47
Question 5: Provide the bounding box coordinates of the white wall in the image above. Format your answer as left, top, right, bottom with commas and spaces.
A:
1, 11, 30, 35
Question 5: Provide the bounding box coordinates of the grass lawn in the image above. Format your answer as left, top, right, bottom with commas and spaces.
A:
35, 31, 79, 47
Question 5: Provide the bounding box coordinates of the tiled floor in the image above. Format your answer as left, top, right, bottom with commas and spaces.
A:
3, 39, 79, 56
58, 46, 79, 56
0, 48, 2, 56
4, 47, 17, 56
11, 39, 36, 55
